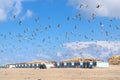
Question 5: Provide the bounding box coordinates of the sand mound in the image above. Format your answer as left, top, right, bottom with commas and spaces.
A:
108, 55, 120, 65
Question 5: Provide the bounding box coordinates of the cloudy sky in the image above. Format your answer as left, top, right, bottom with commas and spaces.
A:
0, 0, 120, 64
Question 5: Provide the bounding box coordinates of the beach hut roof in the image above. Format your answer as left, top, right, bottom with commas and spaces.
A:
61, 58, 83, 62
25, 60, 49, 64
61, 58, 103, 62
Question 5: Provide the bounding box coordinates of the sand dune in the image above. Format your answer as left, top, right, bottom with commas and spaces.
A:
0, 65, 120, 80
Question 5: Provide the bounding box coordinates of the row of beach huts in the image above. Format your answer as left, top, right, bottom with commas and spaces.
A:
0, 58, 109, 69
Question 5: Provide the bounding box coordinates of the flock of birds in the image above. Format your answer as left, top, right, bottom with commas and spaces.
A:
0, 3, 120, 59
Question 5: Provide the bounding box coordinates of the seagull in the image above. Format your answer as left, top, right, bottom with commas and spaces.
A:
100, 22, 104, 27
74, 25, 77, 29
92, 13, 96, 19
42, 38, 45, 42
67, 16, 70, 21
19, 20, 22, 25
35, 17, 40, 22
116, 26, 119, 30
48, 16, 51, 20
13, 15, 16, 19
80, 4, 83, 8
57, 24, 61, 28
96, 4, 100, 8
106, 31, 108, 37
91, 30, 94, 33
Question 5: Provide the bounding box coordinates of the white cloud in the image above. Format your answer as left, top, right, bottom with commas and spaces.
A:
36, 53, 50, 59
62, 41, 120, 61
0, 9, 7, 21
21, 9, 33, 20
68, 0, 120, 18
0, 0, 23, 21
56, 52, 62, 57
0, 0, 33, 22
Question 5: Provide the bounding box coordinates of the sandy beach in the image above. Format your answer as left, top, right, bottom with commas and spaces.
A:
0, 65, 120, 80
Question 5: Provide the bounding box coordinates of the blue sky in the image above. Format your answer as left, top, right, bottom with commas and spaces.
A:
0, 0, 120, 64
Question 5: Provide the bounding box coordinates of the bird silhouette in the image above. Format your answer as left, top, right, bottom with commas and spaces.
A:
19, 20, 22, 25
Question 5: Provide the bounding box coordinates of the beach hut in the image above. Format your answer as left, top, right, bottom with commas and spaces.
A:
93, 61, 97, 67
63, 62, 67, 68
22, 64, 26, 68
55, 62, 60, 68
86, 61, 90, 68
38, 64, 41, 68
45, 63, 54, 68
24, 64, 29, 68
6, 64, 16, 68
15, 64, 19, 68
83, 62, 87, 68
96, 62, 109, 68
71, 62, 75, 68
74, 62, 80, 68
89, 62, 93, 68
60, 62, 64, 68
38, 64, 46, 69
29, 64, 33, 68
80, 62, 83, 68
66, 62, 71, 68
42, 64, 47, 69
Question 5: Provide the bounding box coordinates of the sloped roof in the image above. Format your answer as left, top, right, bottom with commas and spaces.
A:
61, 58, 103, 62
25, 60, 49, 64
